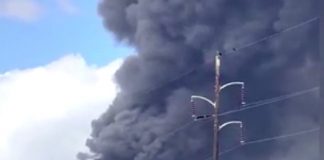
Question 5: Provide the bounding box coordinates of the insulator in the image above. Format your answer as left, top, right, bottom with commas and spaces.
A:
191, 99, 196, 117
240, 123, 245, 145
241, 85, 246, 107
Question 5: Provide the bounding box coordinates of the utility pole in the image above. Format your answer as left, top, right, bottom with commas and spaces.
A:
213, 51, 221, 160
190, 51, 245, 160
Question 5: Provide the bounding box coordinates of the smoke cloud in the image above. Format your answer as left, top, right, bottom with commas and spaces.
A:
80, 0, 319, 159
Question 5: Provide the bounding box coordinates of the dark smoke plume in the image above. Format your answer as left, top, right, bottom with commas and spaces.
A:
80, 0, 319, 159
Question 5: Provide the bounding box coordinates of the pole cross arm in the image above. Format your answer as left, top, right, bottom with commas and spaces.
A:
219, 121, 245, 144
220, 82, 244, 91
191, 95, 215, 107
218, 121, 242, 131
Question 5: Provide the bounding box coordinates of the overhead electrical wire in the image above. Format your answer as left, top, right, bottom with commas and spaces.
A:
219, 127, 319, 157
242, 127, 319, 145
219, 87, 319, 116
143, 16, 319, 95
228, 17, 319, 54
158, 87, 318, 140
201, 127, 319, 160
159, 120, 195, 140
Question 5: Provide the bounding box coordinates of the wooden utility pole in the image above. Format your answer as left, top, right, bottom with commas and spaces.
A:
190, 51, 244, 160
213, 51, 221, 160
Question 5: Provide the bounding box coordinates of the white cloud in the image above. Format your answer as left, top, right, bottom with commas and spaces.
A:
0, 54, 122, 160
0, 0, 43, 22
0, 0, 80, 22
57, 0, 78, 14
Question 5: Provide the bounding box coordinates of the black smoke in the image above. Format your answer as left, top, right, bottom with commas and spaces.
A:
80, 0, 319, 160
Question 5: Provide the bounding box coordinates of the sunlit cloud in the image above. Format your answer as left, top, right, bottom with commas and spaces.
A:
0, 54, 122, 160
57, 0, 78, 15
0, 0, 43, 22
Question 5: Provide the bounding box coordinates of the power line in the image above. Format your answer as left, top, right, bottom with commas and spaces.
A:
159, 120, 195, 140
220, 127, 319, 156
158, 87, 318, 141
142, 16, 319, 95
201, 127, 319, 160
219, 87, 319, 116
240, 87, 318, 107
228, 17, 319, 54
243, 127, 319, 145
219, 145, 242, 157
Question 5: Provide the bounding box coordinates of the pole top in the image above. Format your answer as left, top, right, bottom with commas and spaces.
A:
215, 52, 221, 68
216, 50, 222, 56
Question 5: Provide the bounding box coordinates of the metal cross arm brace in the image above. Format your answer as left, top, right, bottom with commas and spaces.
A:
219, 121, 245, 145
191, 95, 215, 107
219, 121, 242, 130
220, 82, 244, 91
220, 82, 246, 106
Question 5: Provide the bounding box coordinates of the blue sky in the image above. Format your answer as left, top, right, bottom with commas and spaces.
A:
0, 0, 133, 73
0, 1, 130, 160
